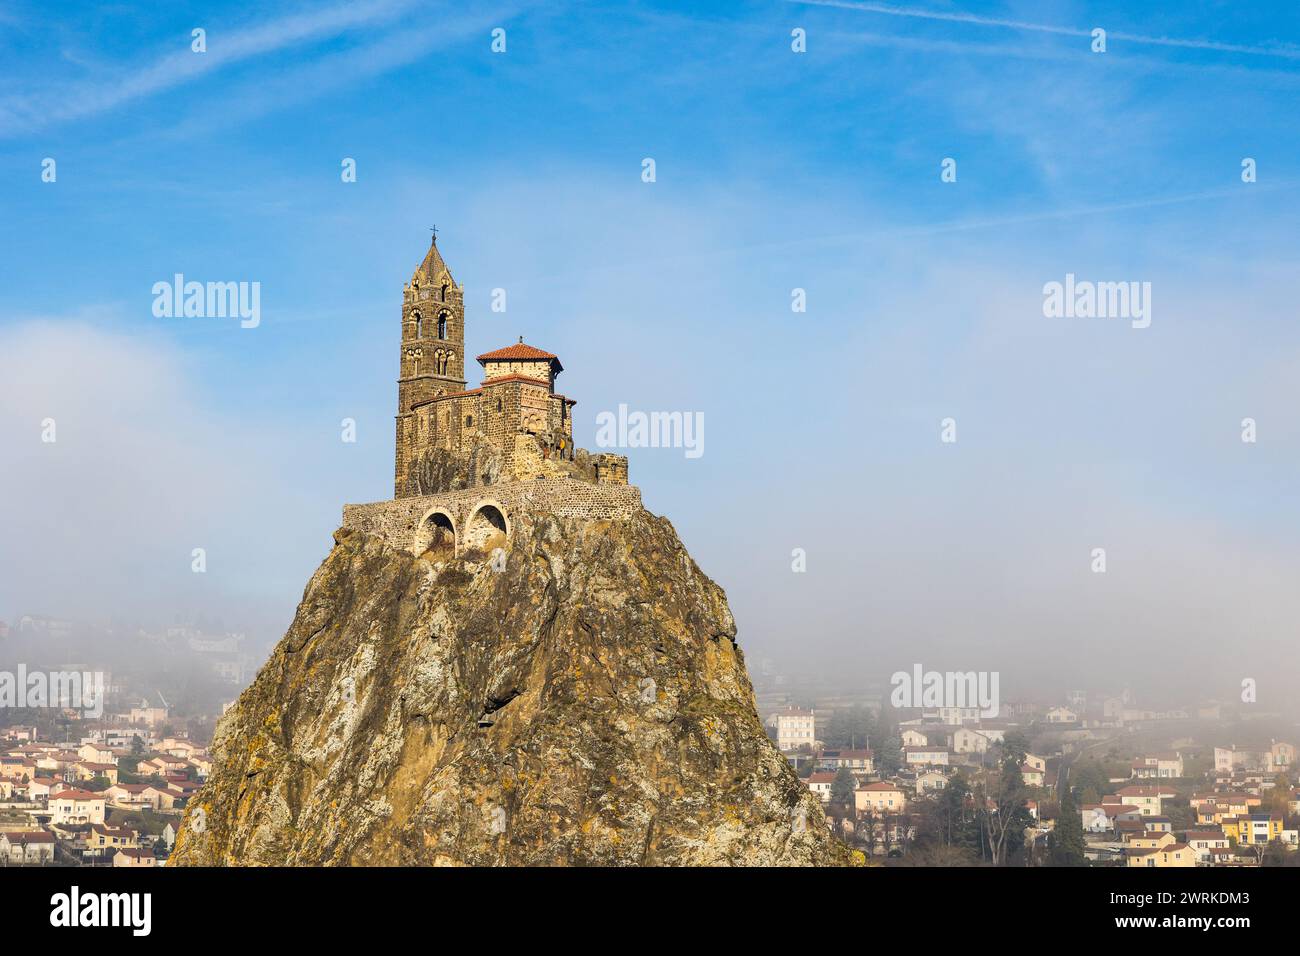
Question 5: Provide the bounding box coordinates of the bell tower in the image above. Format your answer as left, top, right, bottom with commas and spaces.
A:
395, 231, 467, 495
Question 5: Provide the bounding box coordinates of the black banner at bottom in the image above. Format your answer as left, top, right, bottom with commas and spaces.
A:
6, 864, 1277, 940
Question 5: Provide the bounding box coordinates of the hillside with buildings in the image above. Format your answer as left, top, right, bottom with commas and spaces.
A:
758, 675, 1299, 867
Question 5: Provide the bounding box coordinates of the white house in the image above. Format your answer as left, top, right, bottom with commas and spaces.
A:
770, 707, 816, 752
0, 830, 56, 864
1020, 764, 1046, 787
915, 769, 948, 793
1131, 753, 1184, 779
1081, 805, 1112, 832
1185, 830, 1230, 863
1046, 706, 1078, 724
1112, 786, 1175, 817
805, 771, 836, 804
904, 746, 949, 767
900, 728, 929, 748
1081, 802, 1141, 832
818, 749, 875, 776
48, 789, 106, 826
951, 727, 990, 754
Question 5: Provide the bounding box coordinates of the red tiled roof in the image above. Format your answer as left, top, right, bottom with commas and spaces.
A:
476, 342, 558, 362
50, 789, 102, 801
90, 823, 135, 836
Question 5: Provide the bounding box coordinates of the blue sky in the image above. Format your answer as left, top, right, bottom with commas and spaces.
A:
3, 0, 1300, 704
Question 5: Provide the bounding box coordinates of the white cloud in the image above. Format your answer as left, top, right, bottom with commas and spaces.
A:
0, 318, 328, 629
0, 0, 431, 136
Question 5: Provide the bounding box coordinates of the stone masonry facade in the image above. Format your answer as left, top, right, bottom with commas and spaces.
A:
392, 236, 602, 498
344, 234, 635, 555
343, 480, 643, 554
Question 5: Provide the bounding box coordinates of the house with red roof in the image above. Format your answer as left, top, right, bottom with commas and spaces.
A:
855, 781, 906, 814
48, 789, 105, 825
0, 830, 56, 864
1111, 785, 1176, 817
805, 771, 837, 803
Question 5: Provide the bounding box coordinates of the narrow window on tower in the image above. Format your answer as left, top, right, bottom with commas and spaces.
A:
413, 311, 422, 339
438, 311, 448, 339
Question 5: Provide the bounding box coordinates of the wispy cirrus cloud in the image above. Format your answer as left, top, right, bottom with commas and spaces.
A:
151, 13, 503, 143
790, 0, 1300, 61
0, 0, 430, 137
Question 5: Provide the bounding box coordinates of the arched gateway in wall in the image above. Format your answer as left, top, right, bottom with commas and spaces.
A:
462, 501, 510, 553
410, 501, 511, 557
413, 508, 456, 556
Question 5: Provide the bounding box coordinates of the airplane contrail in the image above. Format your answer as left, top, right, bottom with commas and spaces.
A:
789, 0, 1300, 61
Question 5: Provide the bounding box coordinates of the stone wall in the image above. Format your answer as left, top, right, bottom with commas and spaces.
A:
343, 478, 644, 554
591, 453, 629, 485
481, 358, 553, 383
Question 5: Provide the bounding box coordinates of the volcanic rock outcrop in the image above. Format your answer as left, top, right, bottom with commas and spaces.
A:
169, 505, 848, 866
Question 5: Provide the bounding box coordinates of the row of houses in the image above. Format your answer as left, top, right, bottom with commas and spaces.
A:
1081, 747, 1300, 866
1214, 743, 1295, 773
0, 827, 161, 867
1113, 816, 1293, 868
0, 724, 211, 868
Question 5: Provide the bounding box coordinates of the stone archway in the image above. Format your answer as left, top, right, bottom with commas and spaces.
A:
413, 508, 457, 557
463, 501, 509, 554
